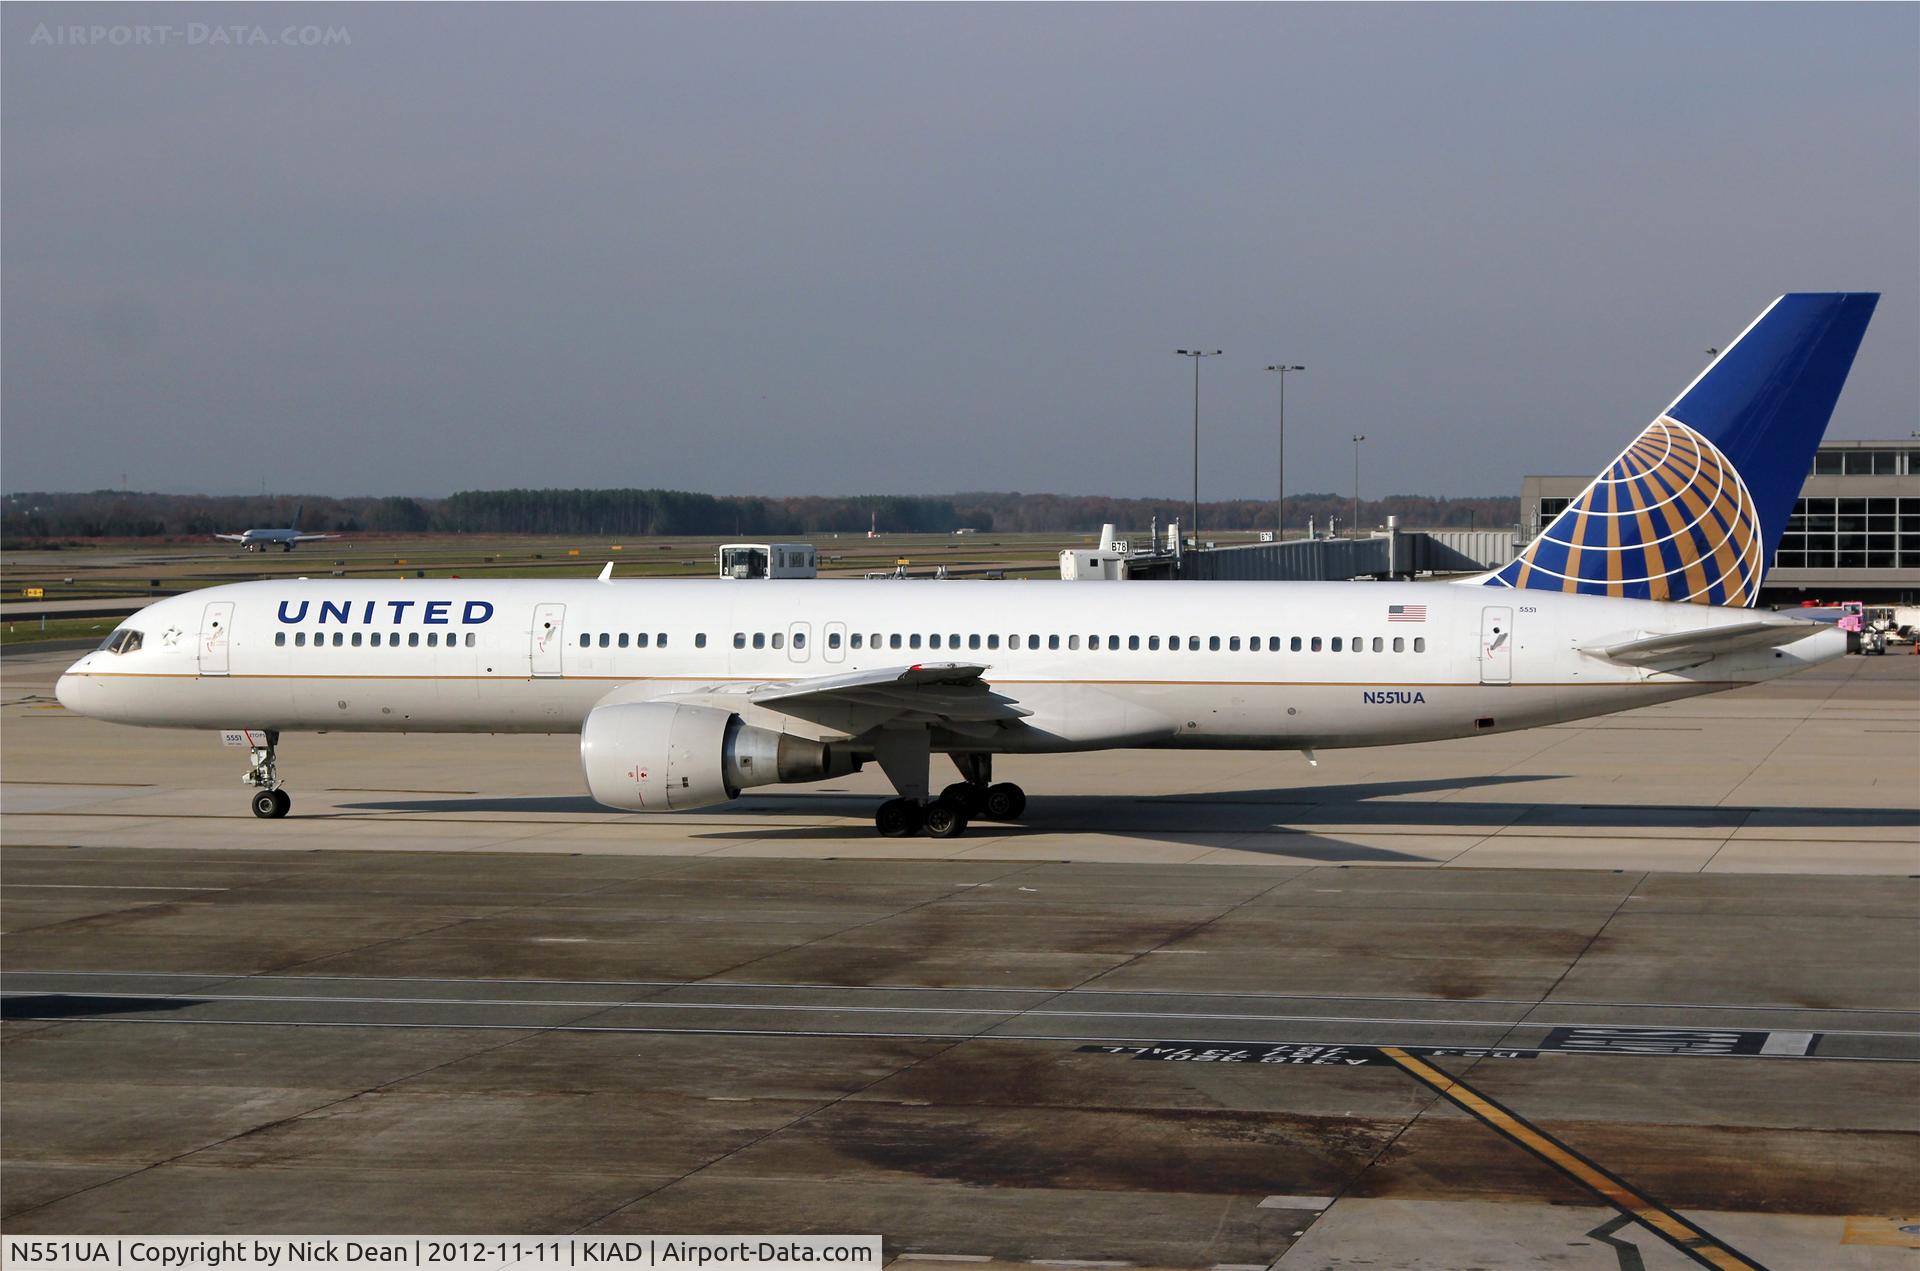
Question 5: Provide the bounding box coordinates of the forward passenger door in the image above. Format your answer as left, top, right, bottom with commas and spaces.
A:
198, 601, 234, 676
530, 604, 566, 677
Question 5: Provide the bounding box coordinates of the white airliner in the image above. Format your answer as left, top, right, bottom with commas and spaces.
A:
214, 504, 340, 552
58, 294, 1879, 837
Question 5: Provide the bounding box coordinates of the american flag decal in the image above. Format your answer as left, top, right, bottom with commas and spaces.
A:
1387, 604, 1427, 622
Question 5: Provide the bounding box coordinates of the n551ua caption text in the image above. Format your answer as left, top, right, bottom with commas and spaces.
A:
5, 1240, 881, 1270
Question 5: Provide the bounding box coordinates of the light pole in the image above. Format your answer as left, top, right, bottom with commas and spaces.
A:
1176, 349, 1222, 542
1265, 364, 1304, 538
1351, 434, 1367, 537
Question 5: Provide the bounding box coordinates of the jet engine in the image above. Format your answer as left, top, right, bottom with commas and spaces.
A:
579, 702, 860, 811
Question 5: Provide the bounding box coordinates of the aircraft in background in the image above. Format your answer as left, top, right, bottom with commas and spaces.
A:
62, 294, 1878, 834
214, 504, 340, 552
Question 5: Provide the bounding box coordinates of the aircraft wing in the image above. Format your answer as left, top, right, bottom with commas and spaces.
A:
213, 534, 248, 542
647, 662, 1031, 741
290, 533, 340, 542
751, 662, 1031, 730
1583, 619, 1827, 666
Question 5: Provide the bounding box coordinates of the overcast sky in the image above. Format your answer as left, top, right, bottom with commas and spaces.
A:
4, 3, 1915, 501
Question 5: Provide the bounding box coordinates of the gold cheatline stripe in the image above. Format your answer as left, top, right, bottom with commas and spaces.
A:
1379, 1048, 1766, 1271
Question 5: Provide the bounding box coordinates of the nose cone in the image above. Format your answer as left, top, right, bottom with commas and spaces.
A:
55, 655, 93, 715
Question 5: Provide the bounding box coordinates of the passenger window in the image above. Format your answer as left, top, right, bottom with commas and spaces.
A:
695, 633, 707, 648
828, 631, 842, 649
1148, 636, 1159, 651
772, 632, 784, 650
1268, 637, 1281, 652
850, 633, 862, 649
1331, 637, 1342, 652
1208, 636, 1221, 651
793, 632, 805, 649
351, 632, 363, 647
579, 633, 591, 648
1393, 637, 1405, 652
950, 633, 962, 648
753, 633, 766, 649
465, 633, 476, 648
734, 633, 746, 649
1291, 637, 1302, 652
1107, 635, 1119, 650
636, 633, 649, 648
410, 632, 420, 647
1353, 636, 1363, 653
1188, 636, 1200, 651
1311, 637, 1322, 652
1372, 637, 1384, 652
931, 634, 944, 649
987, 635, 1000, 650
1048, 635, 1060, 650
890, 634, 903, 649
370, 632, 382, 647
1248, 636, 1260, 653
970, 634, 983, 650
1229, 636, 1241, 651
1414, 637, 1426, 652
332, 632, 344, 646
909, 634, 922, 649
295, 632, 306, 647
431, 632, 443, 647
619, 633, 630, 648
1028, 635, 1040, 650
597, 633, 609, 648
275, 632, 287, 647
1068, 635, 1081, 650
657, 634, 667, 647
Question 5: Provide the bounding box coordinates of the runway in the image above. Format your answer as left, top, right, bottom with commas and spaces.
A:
7, 971, 1916, 1060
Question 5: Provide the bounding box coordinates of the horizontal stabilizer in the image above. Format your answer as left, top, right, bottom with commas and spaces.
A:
1583, 619, 1826, 666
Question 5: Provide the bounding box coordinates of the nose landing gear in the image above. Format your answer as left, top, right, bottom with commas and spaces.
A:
244, 731, 291, 818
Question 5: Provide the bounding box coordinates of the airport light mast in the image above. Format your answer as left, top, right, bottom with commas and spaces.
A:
1176, 349, 1222, 543
1351, 433, 1367, 537
1266, 364, 1305, 538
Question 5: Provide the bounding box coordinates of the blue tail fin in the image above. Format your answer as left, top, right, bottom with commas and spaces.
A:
1486, 293, 1879, 606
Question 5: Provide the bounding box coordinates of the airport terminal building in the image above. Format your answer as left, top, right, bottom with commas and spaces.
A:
1521, 439, 1920, 604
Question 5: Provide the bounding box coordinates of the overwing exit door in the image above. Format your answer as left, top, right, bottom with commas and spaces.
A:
1480, 606, 1513, 685
530, 604, 566, 677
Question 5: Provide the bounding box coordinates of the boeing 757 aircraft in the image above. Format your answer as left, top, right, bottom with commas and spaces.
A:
214, 503, 339, 552
60, 294, 1878, 836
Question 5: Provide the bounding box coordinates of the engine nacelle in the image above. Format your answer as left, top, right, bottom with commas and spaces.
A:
579, 701, 860, 811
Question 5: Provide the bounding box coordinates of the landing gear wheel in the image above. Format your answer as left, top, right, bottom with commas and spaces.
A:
922, 798, 969, 839
876, 797, 924, 838
982, 782, 1026, 820
939, 782, 984, 815
270, 789, 291, 818
251, 790, 280, 818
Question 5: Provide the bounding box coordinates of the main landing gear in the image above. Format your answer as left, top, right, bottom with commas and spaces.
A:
244, 730, 291, 819
868, 741, 1025, 838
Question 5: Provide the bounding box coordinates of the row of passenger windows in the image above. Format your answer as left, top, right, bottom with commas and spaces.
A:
807, 632, 1428, 654
275, 630, 478, 648
581, 631, 696, 649
575, 630, 1429, 654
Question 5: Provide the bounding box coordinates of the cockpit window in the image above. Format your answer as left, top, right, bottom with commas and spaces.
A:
98, 629, 144, 655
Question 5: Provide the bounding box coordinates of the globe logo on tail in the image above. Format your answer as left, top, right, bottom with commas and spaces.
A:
1491, 418, 1763, 606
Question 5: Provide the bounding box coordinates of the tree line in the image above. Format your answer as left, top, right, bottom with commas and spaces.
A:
2, 487, 1519, 543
